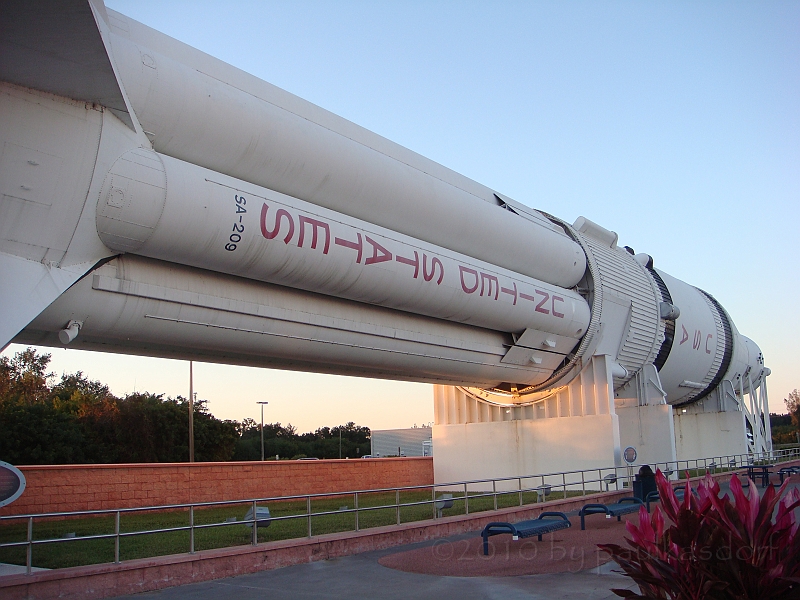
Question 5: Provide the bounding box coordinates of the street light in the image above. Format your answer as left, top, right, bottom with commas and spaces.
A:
257, 402, 269, 461
188, 361, 194, 463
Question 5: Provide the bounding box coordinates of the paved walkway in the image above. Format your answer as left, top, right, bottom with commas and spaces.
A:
114, 532, 637, 600
114, 475, 800, 600
0, 563, 47, 576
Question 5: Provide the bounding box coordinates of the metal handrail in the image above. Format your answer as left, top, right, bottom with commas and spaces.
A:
1, 447, 797, 575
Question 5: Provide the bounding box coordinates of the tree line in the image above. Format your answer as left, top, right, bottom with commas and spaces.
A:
774, 389, 800, 445
0, 348, 370, 465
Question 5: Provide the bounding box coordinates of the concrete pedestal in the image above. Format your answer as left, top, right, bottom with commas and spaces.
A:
673, 410, 747, 461
615, 404, 677, 468
432, 355, 623, 486
432, 414, 621, 488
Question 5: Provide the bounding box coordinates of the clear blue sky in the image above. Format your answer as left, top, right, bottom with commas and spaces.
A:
4, 1, 798, 431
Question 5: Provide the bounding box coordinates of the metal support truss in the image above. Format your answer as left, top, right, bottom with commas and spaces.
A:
727, 374, 772, 457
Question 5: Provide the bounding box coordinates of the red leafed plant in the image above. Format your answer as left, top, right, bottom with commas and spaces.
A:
598, 469, 800, 599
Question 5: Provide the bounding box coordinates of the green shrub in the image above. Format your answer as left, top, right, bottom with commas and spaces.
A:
599, 470, 800, 599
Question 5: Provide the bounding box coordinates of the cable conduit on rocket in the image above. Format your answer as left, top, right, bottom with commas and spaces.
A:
92, 273, 506, 356
141, 315, 550, 377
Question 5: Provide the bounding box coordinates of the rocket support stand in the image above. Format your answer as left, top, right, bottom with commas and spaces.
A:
432, 355, 623, 487
432, 356, 767, 484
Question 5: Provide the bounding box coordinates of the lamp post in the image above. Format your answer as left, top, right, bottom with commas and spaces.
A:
188, 361, 194, 463
257, 401, 269, 461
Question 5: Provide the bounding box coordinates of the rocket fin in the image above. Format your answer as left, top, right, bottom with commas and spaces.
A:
0, 254, 90, 350
0, 0, 135, 130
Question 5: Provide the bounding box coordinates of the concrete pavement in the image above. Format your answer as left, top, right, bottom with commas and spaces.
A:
113, 475, 800, 600
113, 531, 637, 600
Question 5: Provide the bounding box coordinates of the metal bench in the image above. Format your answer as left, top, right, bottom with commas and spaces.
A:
481, 512, 571, 555
579, 497, 643, 530
645, 490, 660, 512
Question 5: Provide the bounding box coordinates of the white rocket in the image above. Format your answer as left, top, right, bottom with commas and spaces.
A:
0, 1, 769, 422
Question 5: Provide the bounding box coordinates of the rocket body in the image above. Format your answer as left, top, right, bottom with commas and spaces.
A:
0, 1, 768, 409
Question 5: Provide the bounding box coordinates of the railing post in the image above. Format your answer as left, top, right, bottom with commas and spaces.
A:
492, 480, 497, 511
581, 470, 585, 496
26, 516, 32, 575
354, 492, 359, 532
464, 483, 469, 515
432, 486, 436, 519
189, 505, 195, 554
115, 511, 120, 563
562, 473, 567, 500
252, 500, 258, 546
396, 490, 400, 525
307, 496, 312, 538
518, 478, 523, 506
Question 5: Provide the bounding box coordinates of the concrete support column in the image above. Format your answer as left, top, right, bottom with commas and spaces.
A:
673, 411, 748, 460
615, 404, 677, 467
432, 414, 621, 487
614, 363, 678, 468
672, 384, 748, 461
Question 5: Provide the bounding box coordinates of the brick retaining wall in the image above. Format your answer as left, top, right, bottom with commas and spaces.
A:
0, 458, 434, 516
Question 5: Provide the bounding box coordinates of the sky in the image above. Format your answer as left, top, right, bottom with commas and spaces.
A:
3, 0, 798, 432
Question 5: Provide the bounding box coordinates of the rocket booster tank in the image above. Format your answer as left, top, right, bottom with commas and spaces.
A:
104, 13, 587, 290
0, 0, 769, 410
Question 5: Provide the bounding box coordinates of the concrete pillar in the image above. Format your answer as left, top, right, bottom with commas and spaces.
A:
615, 404, 677, 467
673, 408, 748, 460
432, 414, 621, 488
613, 363, 678, 468
672, 384, 748, 461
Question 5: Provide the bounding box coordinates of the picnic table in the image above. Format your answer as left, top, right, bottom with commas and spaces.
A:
481, 512, 571, 555
745, 464, 774, 488
779, 466, 800, 484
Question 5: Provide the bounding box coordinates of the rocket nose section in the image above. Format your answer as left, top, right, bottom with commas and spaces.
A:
741, 335, 769, 383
